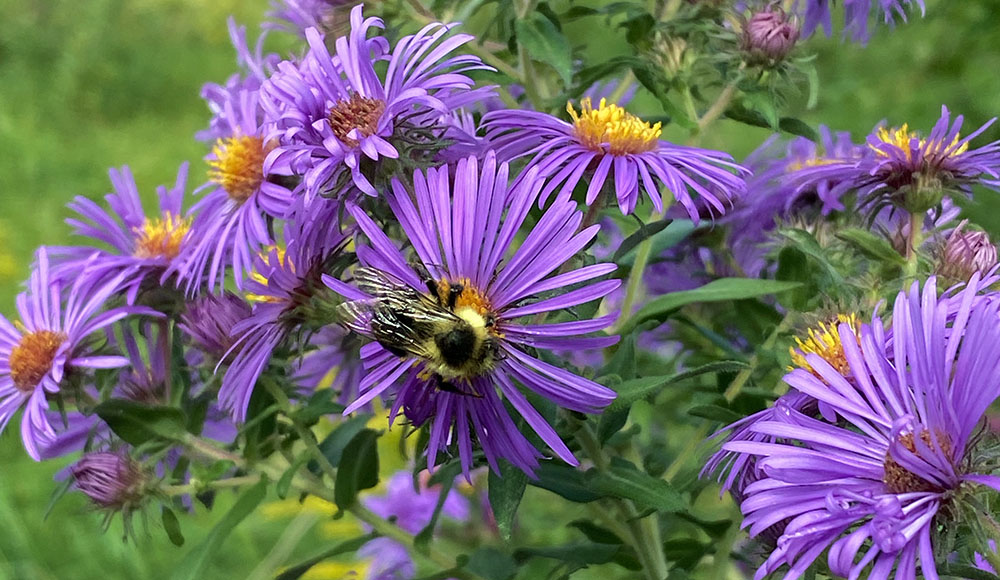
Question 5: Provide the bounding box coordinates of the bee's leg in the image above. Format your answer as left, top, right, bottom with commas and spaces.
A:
436, 376, 483, 398
484, 313, 496, 328
412, 262, 440, 300
447, 282, 464, 310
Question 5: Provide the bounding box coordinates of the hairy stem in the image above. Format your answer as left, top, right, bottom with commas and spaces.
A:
903, 211, 923, 285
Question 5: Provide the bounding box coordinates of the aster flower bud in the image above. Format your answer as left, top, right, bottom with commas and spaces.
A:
71, 452, 149, 510
741, 8, 800, 66
937, 221, 998, 282
178, 293, 251, 361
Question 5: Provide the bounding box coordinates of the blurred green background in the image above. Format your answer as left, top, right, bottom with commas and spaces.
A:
1, 0, 1000, 578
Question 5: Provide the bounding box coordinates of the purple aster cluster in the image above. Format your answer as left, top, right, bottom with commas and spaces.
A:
704, 274, 1000, 578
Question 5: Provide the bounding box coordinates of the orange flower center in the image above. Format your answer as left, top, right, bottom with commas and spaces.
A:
883, 429, 953, 494
133, 213, 191, 259
9, 330, 66, 393
208, 135, 268, 202
327, 94, 386, 147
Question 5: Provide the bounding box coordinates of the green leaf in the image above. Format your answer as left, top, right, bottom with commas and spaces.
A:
836, 227, 907, 265
309, 413, 372, 475
334, 428, 380, 509
662, 538, 710, 571
778, 228, 844, 284
515, 13, 573, 85
676, 513, 732, 538
465, 547, 518, 580
294, 390, 346, 425
94, 400, 187, 446
687, 404, 743, 424
161, 506, 184, 547
597, 407, 630, 443
488, 460, 528, 542
614, 219, 697, 268
275, 534, 377, 580
608, 361, 749, 412
612, 219, 672, 263
528, 462, 602, 503
778, 117, 819, 141
587, 460, 686, 513
623, 278, 803, 333
170, 478, 267, 580
568, 520, 624, 545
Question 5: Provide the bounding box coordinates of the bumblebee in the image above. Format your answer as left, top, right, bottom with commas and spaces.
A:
336, 266, 501, 394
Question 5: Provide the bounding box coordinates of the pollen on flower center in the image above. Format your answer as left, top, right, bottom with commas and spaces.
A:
436, 278, 493, 318
133, 213, 191, 259
568, 97, 661, 156
327, 94, 386, 147
883, 429, 954, 494
209, 135, 268, 202
872, 124, 968, 161
9, 330, 66, 393
788, 313, 860, 375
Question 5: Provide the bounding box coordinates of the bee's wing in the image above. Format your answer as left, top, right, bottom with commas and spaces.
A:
335, 299, 378, 335
353, 267, 418, 299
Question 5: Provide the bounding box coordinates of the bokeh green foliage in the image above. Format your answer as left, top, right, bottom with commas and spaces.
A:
2, 0, 1000, 578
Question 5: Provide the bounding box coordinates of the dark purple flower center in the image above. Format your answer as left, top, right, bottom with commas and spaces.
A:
328, 94, 386, 147
10, 330, 66, 393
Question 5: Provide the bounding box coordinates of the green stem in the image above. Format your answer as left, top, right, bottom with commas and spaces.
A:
160, 474, 262, 496
613, 231, 655, 332
576, 423, 670, 580
608, 70, 636, 104
903, 211, 923, 285
348, 504, 485, 580
663, 314, 794, 483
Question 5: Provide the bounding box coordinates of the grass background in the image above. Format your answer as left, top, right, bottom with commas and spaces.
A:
1, 0, 999, 578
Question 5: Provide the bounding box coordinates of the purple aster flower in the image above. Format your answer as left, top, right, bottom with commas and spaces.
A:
0, 249, 153, 460
71, 451, 150, 510
787, 106, 1000, 215
717, 274, 1000, 579
290, 325, 364, 404
357, 470, 469, 580
800, 0, 925, 44
482, 97, 747, 218
326, 153, 620, 475
264, 0, 351, 37
219, 207, 349, 421
179, 24, 296, 294
178, 292, 253, 363
51, 164, 194, 303
260, 5, 493, 200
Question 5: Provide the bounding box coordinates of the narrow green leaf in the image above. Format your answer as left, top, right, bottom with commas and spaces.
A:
778, 228, 844, 284
612, 219, 672, 263
778, 117, 819, 141
309, 413, 372, 475
568, 520, 624, 545
528, 463, 601, 503
94, 400, 187, 445
514, 543, 621, 566
161, 506, 185, 547
515, 13, 573, 85
170, 478, 267, 580
836, 227, 907, 265
624, 278, 803, 333
587, 460, 686, 513
488, 460, 528, 542
608, 361, 749, 412
688, 404, 744, 424
601, 332, 637, 381
275, 534, 377, 580
662, 538, 710, 571
334, 428, 380, 509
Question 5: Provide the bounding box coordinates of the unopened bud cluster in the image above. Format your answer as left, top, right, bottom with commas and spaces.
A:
741, 8, 800, 65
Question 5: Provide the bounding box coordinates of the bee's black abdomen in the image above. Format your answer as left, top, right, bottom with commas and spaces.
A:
436, 324, 476, 368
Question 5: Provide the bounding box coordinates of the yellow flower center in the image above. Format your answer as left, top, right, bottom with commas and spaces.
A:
785, 157, 838, 172
9, 329, 66, 393
568, 97, 661, 156
435, 278, 492, 316
327, 94, 386, 147
246, 246, 290, 303
788, 313, 860, 376
208, 135, 269, 202
133, 213, 191, 259
871, 124, 968, 161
